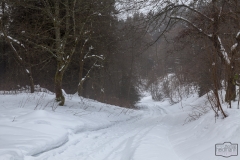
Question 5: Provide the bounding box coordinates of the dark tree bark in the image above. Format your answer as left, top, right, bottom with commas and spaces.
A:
55, 67, 65, 106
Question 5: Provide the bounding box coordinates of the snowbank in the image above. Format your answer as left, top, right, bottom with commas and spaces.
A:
0, 92, 140, 160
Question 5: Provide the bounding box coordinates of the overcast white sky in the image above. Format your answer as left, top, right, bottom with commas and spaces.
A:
115, 0, 192, 20
115, 0, 159, 19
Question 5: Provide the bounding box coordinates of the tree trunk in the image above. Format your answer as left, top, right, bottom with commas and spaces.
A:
225, 78, 236, 102
55, 67, 65, 106
26, 68, 34, 93
225, 55, 236, 103
78, 53, 84, 96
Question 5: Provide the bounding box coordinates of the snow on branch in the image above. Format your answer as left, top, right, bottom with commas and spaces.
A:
217, 36, 230, 65
7, 36, 25, 48
9, 42, 17, 53
59, 65, 65, 72
84, 55, 105, 60
231, 31, 240, 52
83, 45, 105, 61
94, 64, 103, 68
0, 33, 25, 48
0, 33, 25, 63
231, 43, 238, 52
237, 31, 240, 39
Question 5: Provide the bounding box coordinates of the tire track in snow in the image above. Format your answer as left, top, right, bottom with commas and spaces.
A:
102, 121, 159, 160
27, 100, 180, 160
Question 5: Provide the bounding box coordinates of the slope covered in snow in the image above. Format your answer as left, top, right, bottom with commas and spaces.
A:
0, 90, 240, 160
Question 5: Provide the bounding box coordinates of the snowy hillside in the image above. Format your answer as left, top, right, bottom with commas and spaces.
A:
0, 90, 240, 160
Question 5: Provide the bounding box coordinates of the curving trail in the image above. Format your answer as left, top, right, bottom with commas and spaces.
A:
27, 96, 181, 160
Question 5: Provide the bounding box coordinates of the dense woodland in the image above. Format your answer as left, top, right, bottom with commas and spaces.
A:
0, 0, 240, 117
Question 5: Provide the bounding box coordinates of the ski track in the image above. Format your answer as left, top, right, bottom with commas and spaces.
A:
26, 103, 180, 160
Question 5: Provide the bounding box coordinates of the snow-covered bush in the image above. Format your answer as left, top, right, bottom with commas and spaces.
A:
149, 74, 198, 104
184, 104, 210, 124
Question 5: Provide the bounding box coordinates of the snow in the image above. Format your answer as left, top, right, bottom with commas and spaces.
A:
236, 31, 240, 38
208, 34, 213, 37
84, 55, 105, 60
218, 36, 230, 64
58, 65, 65, 72
0, 89, 240, 160
231, 43, 238, 51
89, 45, 94, 50
231, 31, 240, 51
6, 35, 25, 48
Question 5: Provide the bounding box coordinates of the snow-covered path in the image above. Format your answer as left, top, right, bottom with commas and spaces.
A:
27, 96, 180, 160
1, 92, 240, 160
